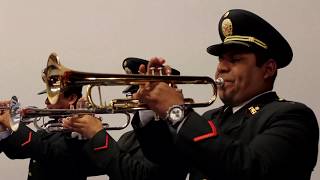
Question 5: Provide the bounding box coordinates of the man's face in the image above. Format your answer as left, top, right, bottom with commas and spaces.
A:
45, 93, 73, 109
215, 50, 268, 106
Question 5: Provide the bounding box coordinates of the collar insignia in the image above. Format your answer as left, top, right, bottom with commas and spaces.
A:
248, 106, 260, 115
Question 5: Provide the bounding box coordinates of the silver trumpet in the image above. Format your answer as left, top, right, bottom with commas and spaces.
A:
0, 96, 21, 131
1, 96, 130, 132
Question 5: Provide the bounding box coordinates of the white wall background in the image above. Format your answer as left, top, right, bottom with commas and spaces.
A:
0, 0, 319, 179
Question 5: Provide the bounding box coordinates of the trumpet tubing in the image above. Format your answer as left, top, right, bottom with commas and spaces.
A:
43, 52, 224, 111
3, 96, 131, 132
21, 107, 131, 132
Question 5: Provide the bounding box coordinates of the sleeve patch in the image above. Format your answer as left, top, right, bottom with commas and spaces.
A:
94, 131, 109, 151
21, 132, 32, 147
193, 120, 218, 142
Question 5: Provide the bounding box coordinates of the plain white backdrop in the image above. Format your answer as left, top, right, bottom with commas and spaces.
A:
0, 0, 319, 179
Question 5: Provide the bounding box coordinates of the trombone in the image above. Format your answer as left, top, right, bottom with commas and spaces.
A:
43, 52, 224, 111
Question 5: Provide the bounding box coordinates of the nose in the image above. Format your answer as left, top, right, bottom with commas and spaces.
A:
216, 58, 230, 74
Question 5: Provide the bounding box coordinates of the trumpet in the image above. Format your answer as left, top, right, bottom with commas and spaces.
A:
43, 52, 224, 111
21, 106, 131, 132
1, 96, 130, 132
0, 96, 21, 131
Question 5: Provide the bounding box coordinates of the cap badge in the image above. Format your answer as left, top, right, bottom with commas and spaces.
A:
221, 18, 233, 37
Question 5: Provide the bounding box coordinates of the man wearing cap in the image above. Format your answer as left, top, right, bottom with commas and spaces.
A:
0, 85, 108, 180
132, 9, 319, 180
62, 58, 187, 180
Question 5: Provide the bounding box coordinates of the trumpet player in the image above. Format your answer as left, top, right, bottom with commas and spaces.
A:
131, 9, 319, 180
0, 85, 106, 180
62, 58, 187, 180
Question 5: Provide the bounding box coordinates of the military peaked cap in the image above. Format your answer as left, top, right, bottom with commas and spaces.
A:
207, 9, 293, 68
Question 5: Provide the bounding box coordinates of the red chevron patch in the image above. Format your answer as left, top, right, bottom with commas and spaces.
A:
193, 120, 218, 142
21, 132, 32, 147
94, 132, 109, 151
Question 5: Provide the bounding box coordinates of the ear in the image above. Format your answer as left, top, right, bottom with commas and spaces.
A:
262, 59, 277, 79
67, 94, 79, 106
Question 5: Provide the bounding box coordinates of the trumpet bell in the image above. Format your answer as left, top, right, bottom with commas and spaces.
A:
9, 96, 22, 131
43, 52, 72, 105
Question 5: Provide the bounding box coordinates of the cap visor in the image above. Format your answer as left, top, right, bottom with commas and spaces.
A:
207, 41, 252, 56
122, 85, 139, 94
123, 57, 180, 75
37, 89, 47, 95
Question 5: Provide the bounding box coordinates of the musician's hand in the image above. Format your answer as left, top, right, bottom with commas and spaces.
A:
133, 57, 173, 99
139, 82, 184, 117
0, 100, 12, 130
133, 57, 184, 117
76, 97, 91, 109
62, 115, 103, 139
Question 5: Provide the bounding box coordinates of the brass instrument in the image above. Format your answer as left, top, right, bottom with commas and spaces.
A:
1, 96, 130, 132
43, 52, 224, 111
20, 106, 131, 132
0, 96, 22, 131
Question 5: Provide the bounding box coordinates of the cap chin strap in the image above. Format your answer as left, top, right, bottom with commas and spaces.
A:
224, 35, 268, 49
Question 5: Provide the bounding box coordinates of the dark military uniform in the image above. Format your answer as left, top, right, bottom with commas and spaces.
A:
0, 124, 105, 180
78, 55, 186, 180
133, 91, 319, 180
132, 9, 318, 180
83, 128, 187, 180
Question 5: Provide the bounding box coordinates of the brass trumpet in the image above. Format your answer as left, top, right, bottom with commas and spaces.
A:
43, 52, 224, 111
1, 96, 130, 132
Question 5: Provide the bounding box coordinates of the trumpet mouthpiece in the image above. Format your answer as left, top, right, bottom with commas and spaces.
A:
215, 77, 224, 87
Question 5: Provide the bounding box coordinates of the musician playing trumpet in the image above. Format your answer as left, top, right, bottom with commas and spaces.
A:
62, 59, 187, 180
130, 9, 319, 180
0, 85, 108, 180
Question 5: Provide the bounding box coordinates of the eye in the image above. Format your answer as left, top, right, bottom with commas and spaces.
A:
230, 55, 242, 63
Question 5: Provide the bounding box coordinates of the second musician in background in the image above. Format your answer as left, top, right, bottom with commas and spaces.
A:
63, 58, 187, 180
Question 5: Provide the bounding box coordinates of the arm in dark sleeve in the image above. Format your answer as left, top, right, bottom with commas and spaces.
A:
132, 112, 176, 163
83, 128, 187, 180
1, 124, 76, 164
1, 124, 42, 159
175, 102, 319, 179
0, 130, 12, 153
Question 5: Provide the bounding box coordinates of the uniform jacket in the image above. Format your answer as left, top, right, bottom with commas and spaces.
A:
0, 124, 104, 180
83, 128, 187, 180
133, 92, 319, 180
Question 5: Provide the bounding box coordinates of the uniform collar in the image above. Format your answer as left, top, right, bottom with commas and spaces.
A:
232, 91, 274, 113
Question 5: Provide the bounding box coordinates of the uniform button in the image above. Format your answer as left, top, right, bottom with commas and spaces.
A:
28, 172, 32, 176
32, 160, 36, 163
